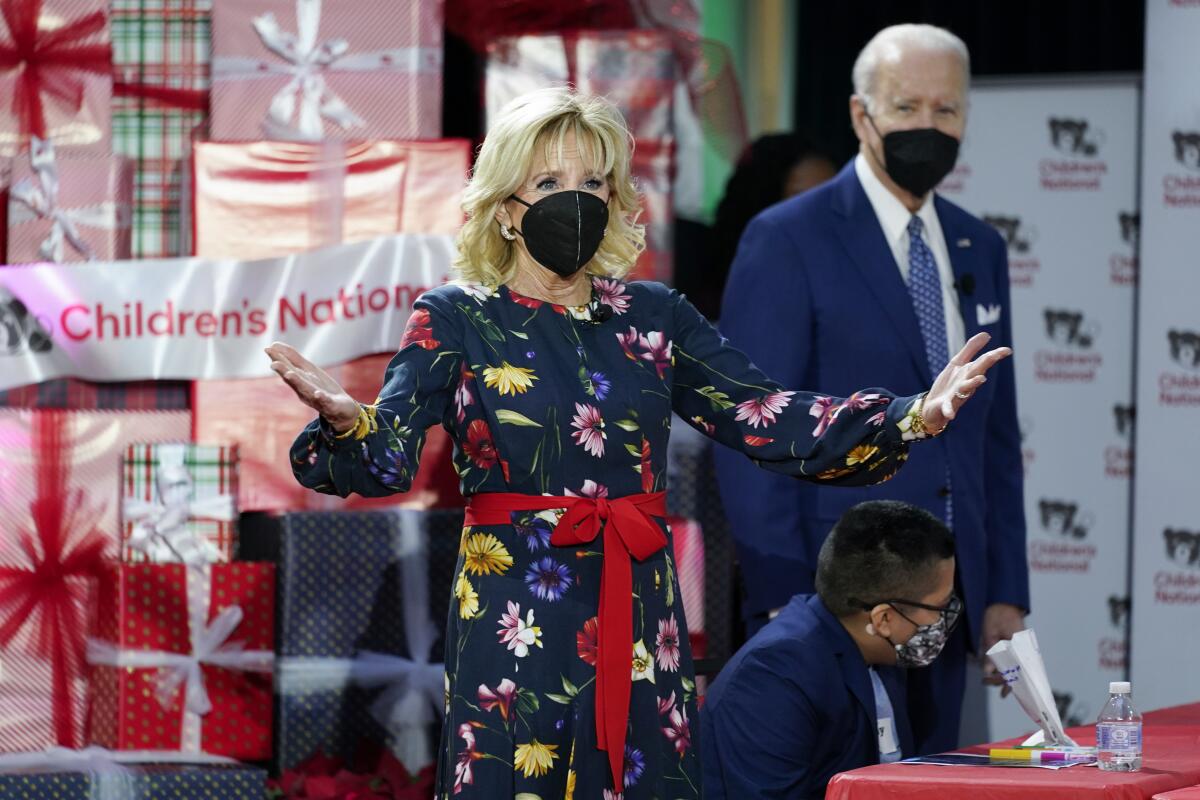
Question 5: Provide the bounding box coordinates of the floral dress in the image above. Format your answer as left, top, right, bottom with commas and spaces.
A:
291, 277, 927, 800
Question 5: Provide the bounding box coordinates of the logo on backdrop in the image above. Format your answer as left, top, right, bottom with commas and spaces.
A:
1036, 308, 1102, 382
1160, 329, 1200, 406
1041, 118, 1107, 191
1163, 131, 1200, 206
1105, 404, 1134, 479
936, 162, 972, 195
1155, 528, 1200, 605
1019, 415, 1035, 476
983, 214, 1040, 287
0, 295, 53, 356
1030, 499, 1096, 572
1110, 211, 1138, 286
1098, 596, 1129, 670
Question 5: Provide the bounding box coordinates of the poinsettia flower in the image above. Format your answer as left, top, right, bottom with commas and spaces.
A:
477, 678, 518, 721
637, 331, 673, 378
735, 390, 797, 429
570, 403, 607, 457
632, 640, 656, 684
462, 419, 499, 469
565, 479, 609, 499
577, 616, 599, 665
497, 600, 543, 659
662, 703, 692, 755
655, 615, 681, 672
593, 277, 632, 315
399, 308, 439, 350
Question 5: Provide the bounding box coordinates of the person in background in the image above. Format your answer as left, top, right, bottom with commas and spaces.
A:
715, 23, 1028, 755
701, 500, 960, 799
680, 133, 838, 320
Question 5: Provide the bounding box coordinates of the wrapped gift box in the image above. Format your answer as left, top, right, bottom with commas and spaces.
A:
120, 443, 239, 564
111, 0, 213, 259
0, 409, 192, 548
485, 31, 677, 282
6, 141, 133, 264
191, 138, 468, 260
238, 509, 463, 772
0, 0, 112, 157
0, 762, 266, 799
86, 562, 275, 758
192, 353, 463, 514
0, 379, 191, 410
209, 0, 443, 142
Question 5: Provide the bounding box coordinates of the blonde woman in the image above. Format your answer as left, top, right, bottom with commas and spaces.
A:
265, 87, 1009, 799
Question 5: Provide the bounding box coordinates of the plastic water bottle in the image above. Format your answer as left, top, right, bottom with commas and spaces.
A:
1096, 681, 1142, 771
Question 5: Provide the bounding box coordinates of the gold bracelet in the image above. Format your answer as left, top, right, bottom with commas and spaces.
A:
912, 394, 947, 438
331, 405, 369, 440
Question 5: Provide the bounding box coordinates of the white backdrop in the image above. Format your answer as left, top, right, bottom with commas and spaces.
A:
1131, 0, 1200, 711
940, 78, 1140, 739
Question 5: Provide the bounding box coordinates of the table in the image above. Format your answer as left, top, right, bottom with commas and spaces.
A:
1152, 789, 1200, 800
827, 702, 1200, 800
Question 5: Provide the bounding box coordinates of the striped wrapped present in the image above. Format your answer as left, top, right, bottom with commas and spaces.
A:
111, 0, 213, 259
120, 442, 239, 564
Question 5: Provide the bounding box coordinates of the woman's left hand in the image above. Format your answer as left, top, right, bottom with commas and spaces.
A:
922, 332, 1013, 434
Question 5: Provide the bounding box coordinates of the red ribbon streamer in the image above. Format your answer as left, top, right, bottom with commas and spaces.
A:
0, 410, 108, 746
113, 80, 208, 113
466, 490, 668, 789
0, 0, 111, 143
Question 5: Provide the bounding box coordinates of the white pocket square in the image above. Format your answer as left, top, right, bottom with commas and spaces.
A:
976, 303, 1002, 325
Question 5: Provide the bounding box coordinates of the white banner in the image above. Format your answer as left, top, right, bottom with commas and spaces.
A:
0, 234, 454, 391
940, 77, 1139, 739
1131, 0, 1200, 711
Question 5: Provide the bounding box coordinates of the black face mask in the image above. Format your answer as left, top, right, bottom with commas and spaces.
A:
508, 191, 609, 278
866, 113, 960, 198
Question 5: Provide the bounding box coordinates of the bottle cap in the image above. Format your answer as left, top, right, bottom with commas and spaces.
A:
1109, 681, 1131, 694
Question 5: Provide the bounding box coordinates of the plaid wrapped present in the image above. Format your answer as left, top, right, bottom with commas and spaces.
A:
111, 0, 212, 259
86, 561, 275, 758
6, 138, 133, 264
191, 138, 469, 260
238, 509, 463, 773
120, 442, 239, 564
0, 378, 191, 410
0, 0, 112, 157
485, 31, 678, 283
0, 762, 267, 799
1, 156, 9, 261
193, 354, 463, 513
209, 0, 443, 142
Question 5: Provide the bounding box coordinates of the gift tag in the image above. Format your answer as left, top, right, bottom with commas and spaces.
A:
878, 716, 900, 756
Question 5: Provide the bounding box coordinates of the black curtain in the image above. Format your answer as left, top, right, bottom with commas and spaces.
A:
793, 0, 1146, 162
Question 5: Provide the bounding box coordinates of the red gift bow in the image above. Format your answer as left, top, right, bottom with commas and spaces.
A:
466, 490, 668, 789
0, 410, 107, 746
0, 0, 112, 145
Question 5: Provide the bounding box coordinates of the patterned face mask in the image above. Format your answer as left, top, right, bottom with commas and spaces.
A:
863, 594, 962, 669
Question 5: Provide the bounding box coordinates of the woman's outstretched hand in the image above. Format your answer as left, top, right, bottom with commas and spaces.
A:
922, 332, 1013, 434
265, 341, 359, 433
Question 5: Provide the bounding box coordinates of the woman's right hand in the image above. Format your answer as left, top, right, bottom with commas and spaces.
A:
265, 342, 360, 433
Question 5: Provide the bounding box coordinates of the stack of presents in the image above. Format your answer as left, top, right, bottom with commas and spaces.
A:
0, 0, 720, 796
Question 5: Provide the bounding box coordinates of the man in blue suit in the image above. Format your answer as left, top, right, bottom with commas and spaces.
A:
702, 501, 958, 798
715, 23, 1028, 754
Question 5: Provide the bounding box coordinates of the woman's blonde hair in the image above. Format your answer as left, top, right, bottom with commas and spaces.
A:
453, 87, 646, 285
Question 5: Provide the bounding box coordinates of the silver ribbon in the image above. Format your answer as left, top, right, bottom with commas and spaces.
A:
122, 444, 236, 567
209, 0, 438, 140
0, 746, 236, 800
275, 510, 444, 772
9, 138, 131, 263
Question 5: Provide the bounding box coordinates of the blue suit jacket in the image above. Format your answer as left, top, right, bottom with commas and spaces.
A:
701, 594, 913, 799
714, 161, 1028, 643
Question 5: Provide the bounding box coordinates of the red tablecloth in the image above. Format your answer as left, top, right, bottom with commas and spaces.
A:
1152, 789, 1200, 800
827, 703, 1200, 800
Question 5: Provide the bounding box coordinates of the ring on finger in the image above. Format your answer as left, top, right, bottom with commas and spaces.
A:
954, 390, 971, 400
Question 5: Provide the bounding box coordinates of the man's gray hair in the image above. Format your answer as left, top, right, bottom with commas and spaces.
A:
852, 24, 970, 114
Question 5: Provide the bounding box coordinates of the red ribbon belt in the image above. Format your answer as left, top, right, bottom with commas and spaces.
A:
465, 490, 668, 789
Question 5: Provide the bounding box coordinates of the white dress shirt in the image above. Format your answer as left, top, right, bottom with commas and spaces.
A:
854, 153, 966, 356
